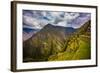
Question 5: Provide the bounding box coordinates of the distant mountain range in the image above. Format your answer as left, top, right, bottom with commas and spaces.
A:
23, 20, 91, 62
23, 24, 76, 41
23, 27, 39, 41
31, 24, 76, 40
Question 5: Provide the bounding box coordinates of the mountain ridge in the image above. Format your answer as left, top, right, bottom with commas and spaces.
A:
23, 20, 91, 62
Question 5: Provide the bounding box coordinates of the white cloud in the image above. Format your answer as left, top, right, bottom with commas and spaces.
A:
23, 10, 90, 29
23, 15, 34, 26
55, 21, 67, 27
23, 14, 49, 29
23, 15, 41, 29
41, 11, 47, 17
64, 13, 80, 21
51, 12, 80, 27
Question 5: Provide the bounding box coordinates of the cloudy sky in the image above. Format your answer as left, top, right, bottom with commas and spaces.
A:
23, 10, 91, 29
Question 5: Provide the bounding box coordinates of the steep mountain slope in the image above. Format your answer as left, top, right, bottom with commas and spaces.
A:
23, 28, 39, 41
23, 20, 91, 62
48, 20, 91, 61
23, 24, 76, 62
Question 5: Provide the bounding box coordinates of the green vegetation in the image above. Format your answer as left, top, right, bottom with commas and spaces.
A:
48, 34, 91, 61
23, 20, 91, 62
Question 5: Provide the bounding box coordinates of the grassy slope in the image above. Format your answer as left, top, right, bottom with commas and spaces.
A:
23, 21, 91, 62
48, 35, 91, 61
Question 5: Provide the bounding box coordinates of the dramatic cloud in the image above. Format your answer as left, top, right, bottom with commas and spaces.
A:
23, 10, 91, 29
67, 13, 91, 28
